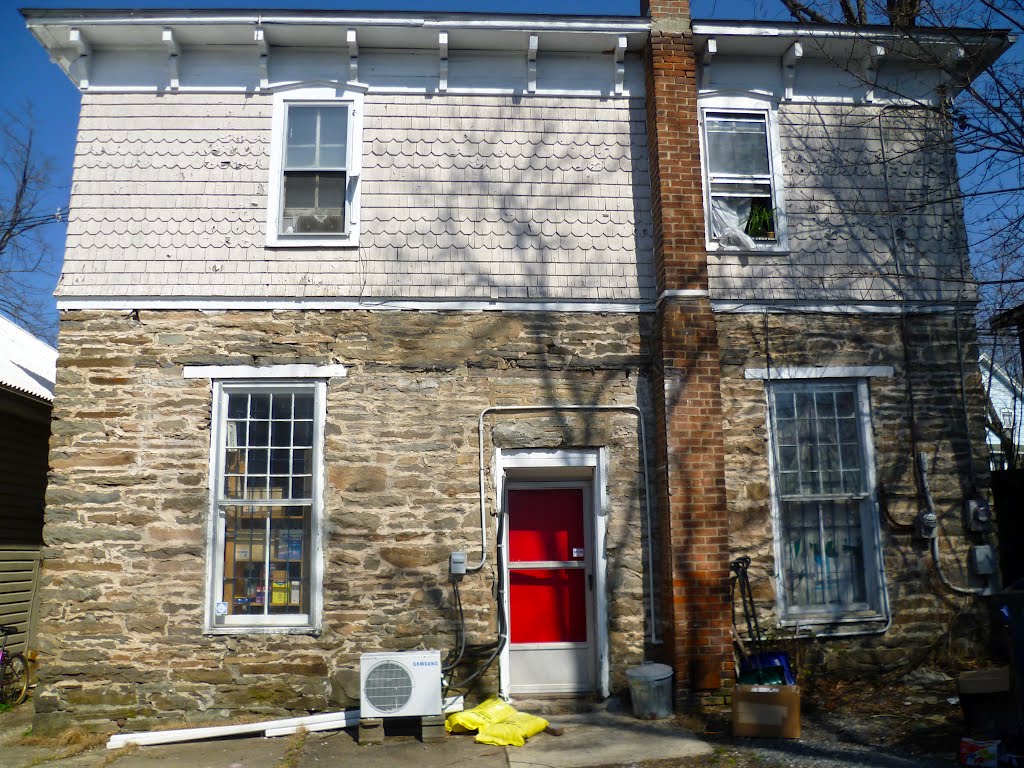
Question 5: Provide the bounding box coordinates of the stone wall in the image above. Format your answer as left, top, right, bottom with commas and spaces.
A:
38, 309, 656, 733
718, 310, 992, 676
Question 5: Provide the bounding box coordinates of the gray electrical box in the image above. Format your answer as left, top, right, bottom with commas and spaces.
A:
970, 545, 997, 577
449, 551, 467, 577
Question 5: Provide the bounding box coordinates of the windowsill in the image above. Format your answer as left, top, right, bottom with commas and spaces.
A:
779, 608, 888, 628
707, 241, 790, 256
266, 233, 359, 249
204, 624, 321, 636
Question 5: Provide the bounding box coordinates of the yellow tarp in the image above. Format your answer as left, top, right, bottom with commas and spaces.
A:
445, 696, 549, 747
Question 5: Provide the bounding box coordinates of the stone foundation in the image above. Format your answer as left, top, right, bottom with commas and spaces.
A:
38, 309, 656, 733
718, 310, 992, 677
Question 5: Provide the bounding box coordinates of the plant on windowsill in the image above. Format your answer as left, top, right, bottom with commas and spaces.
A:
746, 203, 776, 241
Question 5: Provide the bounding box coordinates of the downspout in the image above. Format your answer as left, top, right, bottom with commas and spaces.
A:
475, 404, 660, 645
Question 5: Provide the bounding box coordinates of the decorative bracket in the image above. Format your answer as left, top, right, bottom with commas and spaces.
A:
69, 28, 92, 90
438, 31, 449, 93
861, 44, 884, 102
614, 35, 627, 95
938, 45, 965, 87
700, 37, 716, 88
255, 27, 269, 91
527, 34, 538, 93
162, 27, 180, 91
347, 28, 358, 82
782, 42, 802, 101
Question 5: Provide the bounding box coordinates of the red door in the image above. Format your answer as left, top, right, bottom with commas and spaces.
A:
507, 487, 594, 693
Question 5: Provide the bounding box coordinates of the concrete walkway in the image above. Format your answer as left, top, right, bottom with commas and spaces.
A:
2, 706, 712, 768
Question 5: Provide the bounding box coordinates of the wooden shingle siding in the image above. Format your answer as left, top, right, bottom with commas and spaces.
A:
709, 104, 968, 304
61, 92, 654, 302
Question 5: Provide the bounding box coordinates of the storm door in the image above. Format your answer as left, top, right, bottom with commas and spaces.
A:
506, 485, 596, 694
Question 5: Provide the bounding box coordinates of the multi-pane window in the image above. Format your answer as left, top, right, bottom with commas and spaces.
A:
768, 381, 884, 620
703, 111, 781, 247
210, 382, 323, 629
281, 105, 349, 235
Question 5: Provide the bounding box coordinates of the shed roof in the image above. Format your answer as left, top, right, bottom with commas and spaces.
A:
0, 316, 57, 403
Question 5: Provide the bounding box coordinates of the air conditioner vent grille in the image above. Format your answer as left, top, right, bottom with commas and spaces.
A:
363, 660, 413, 714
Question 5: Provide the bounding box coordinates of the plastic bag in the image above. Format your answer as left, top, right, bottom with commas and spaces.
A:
475, 722, 527, 747
446, 698, 549, 747
445, 696, 518, 734
479, 711, 549, 745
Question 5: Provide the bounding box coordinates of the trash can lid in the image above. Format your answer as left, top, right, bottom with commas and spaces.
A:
625, 663, 673, 682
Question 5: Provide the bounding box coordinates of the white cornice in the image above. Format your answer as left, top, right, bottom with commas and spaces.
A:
26, 11, 648, 95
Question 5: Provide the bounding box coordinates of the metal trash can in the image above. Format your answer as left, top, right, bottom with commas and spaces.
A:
626, 662, 673, 719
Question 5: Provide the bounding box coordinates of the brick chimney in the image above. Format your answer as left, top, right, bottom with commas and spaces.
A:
642, 0, 732, 699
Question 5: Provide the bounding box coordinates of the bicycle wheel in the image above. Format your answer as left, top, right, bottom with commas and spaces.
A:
1, 654, 28, 705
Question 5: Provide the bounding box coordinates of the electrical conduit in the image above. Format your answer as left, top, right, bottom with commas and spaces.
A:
474, 404, 660, 645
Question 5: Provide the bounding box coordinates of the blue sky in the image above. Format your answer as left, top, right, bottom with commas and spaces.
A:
0, 0, 784, 340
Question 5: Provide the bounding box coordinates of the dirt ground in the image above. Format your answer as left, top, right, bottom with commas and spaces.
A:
663, 671, 972, 768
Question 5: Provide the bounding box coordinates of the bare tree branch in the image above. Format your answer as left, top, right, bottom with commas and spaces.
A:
0, 107, 66, 342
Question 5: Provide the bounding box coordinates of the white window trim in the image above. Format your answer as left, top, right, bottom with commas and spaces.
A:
745, 365, 894, 380
203, 379, 327, 634
266, 83, 365, 248
698, 93, 789, 254
184, 364, 347, 380
765, 378, 890, 626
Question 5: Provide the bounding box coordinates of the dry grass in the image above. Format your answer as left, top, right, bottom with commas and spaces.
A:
98, 743, 138, 767
275, 726, 307, 768
15, 727, 111, 767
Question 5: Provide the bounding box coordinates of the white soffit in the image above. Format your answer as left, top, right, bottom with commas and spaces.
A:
691, 19, 1013, 81
25, 11, 649, 96
25, 10, 650, 79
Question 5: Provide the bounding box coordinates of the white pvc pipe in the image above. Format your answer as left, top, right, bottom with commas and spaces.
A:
475, 404, 660, 645
107, 710, 359, 749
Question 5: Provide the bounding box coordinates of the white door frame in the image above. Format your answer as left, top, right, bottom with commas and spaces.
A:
495, 448, 610, 699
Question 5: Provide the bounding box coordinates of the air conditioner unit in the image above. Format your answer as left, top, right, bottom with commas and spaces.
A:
360, 650, 442, 718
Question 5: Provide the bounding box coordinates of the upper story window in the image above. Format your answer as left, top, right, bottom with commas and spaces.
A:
283, 105, 348, 235
700, 101, 788, 252
267, 85, 364, 248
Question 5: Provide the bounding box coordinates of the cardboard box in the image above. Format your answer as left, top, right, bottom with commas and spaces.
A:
732, 684, 800, 739
960, 668, 1011, 695
960, 738, 999, 767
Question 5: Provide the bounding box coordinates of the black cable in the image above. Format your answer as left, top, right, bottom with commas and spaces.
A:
441, 579, 466, 675
445, 510, 508, 693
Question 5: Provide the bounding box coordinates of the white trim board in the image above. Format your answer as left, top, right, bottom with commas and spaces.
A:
58, 297, 657, 313
745, 365, 894, 380
184, 364, 347, 380
712, 301, 975, 315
